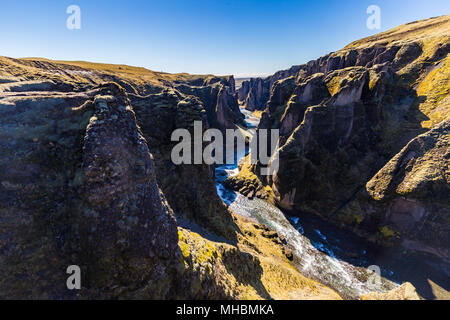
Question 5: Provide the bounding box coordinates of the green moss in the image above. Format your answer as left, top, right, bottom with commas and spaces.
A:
178, 230, 219, 266
178, 231, 191, 260
379, 226, 397, 238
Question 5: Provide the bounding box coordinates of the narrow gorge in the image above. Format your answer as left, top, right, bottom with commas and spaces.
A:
0, 15, 448, 300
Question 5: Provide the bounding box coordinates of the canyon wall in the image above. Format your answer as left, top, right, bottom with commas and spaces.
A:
229, 15, 450, 259
0, 56, 340, 299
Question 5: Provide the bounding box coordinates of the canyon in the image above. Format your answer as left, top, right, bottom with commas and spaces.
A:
0, 15, 449, 300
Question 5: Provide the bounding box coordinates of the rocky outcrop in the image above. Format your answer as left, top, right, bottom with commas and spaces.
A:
0, 79, 64, 93
237, 16, 450, 114
361, 282, 421, 300
278, 73, 330, 139
243, 78, 270, 111
269, 67, 373, 212
0, 83, 179, 298
227, 15, 450, 258
238, 65, 301, 111
0, 57, 244, 130
0, 45, 363, 300
0, 15, 448, 300
238, 39, 412, 112
0, 80, 278, 299
1, 74, 335, 300
361, 118, 450, 255
175, 215, 343, 300
216, 84, 245, 129
129, 90, 236, 238
237, 79, 250, 102
0, 87, 94, 299
203, 75, 236, 92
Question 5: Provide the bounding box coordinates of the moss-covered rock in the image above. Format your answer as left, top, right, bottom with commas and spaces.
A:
240, 15, 450, 259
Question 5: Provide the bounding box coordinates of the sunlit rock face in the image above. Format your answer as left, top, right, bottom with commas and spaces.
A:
361, 282, 421, 300
228, 15, 450, 257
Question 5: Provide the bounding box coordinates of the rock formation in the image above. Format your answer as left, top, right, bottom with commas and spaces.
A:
0, 82, 180, 298
175, 81, 245, 131
0, 57, 339, 299
363, 118, 450, 256
227, 15, 450, 260
361, 282, 421, 300
1, 15, 448, 300
129, 90, 236, 237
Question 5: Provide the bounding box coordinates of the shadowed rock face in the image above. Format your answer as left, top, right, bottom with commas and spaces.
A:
362, 118, 450, 257
0, 15, 447, 300
0, 56, 272, 299
80, 85, 179, 296
239, 42, 403, 111
227, 15, 450, 257
0, 68, 252, 299
238, 66, 301, 111
0, 88, 94, 299
0, 79, 340, 300
0, 56, 245, 132
129, 90, 236, 239
0, 83, 179, 299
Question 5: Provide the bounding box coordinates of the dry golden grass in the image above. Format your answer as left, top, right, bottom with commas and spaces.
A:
20, 57, 216, 83
344, 15, 450, 50
0, 56, 225, 95
178, 212, 342, 300
361, 283, 421, 300
415, 55, 450, 128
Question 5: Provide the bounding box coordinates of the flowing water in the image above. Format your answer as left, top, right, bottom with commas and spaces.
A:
215, 107, 449, 299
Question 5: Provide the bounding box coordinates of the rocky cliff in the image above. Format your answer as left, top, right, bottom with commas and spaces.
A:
237, 66, 301, 111
0, 57, 341, 299
1, 15, 447, 300
228, 15, 449, 259
0, 83, 179, 298
0, 56, 244, 131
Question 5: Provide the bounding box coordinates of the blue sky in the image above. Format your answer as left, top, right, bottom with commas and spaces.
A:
0, 0, 449, 77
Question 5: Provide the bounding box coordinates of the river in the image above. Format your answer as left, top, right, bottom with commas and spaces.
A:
215, 107, 449, 300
